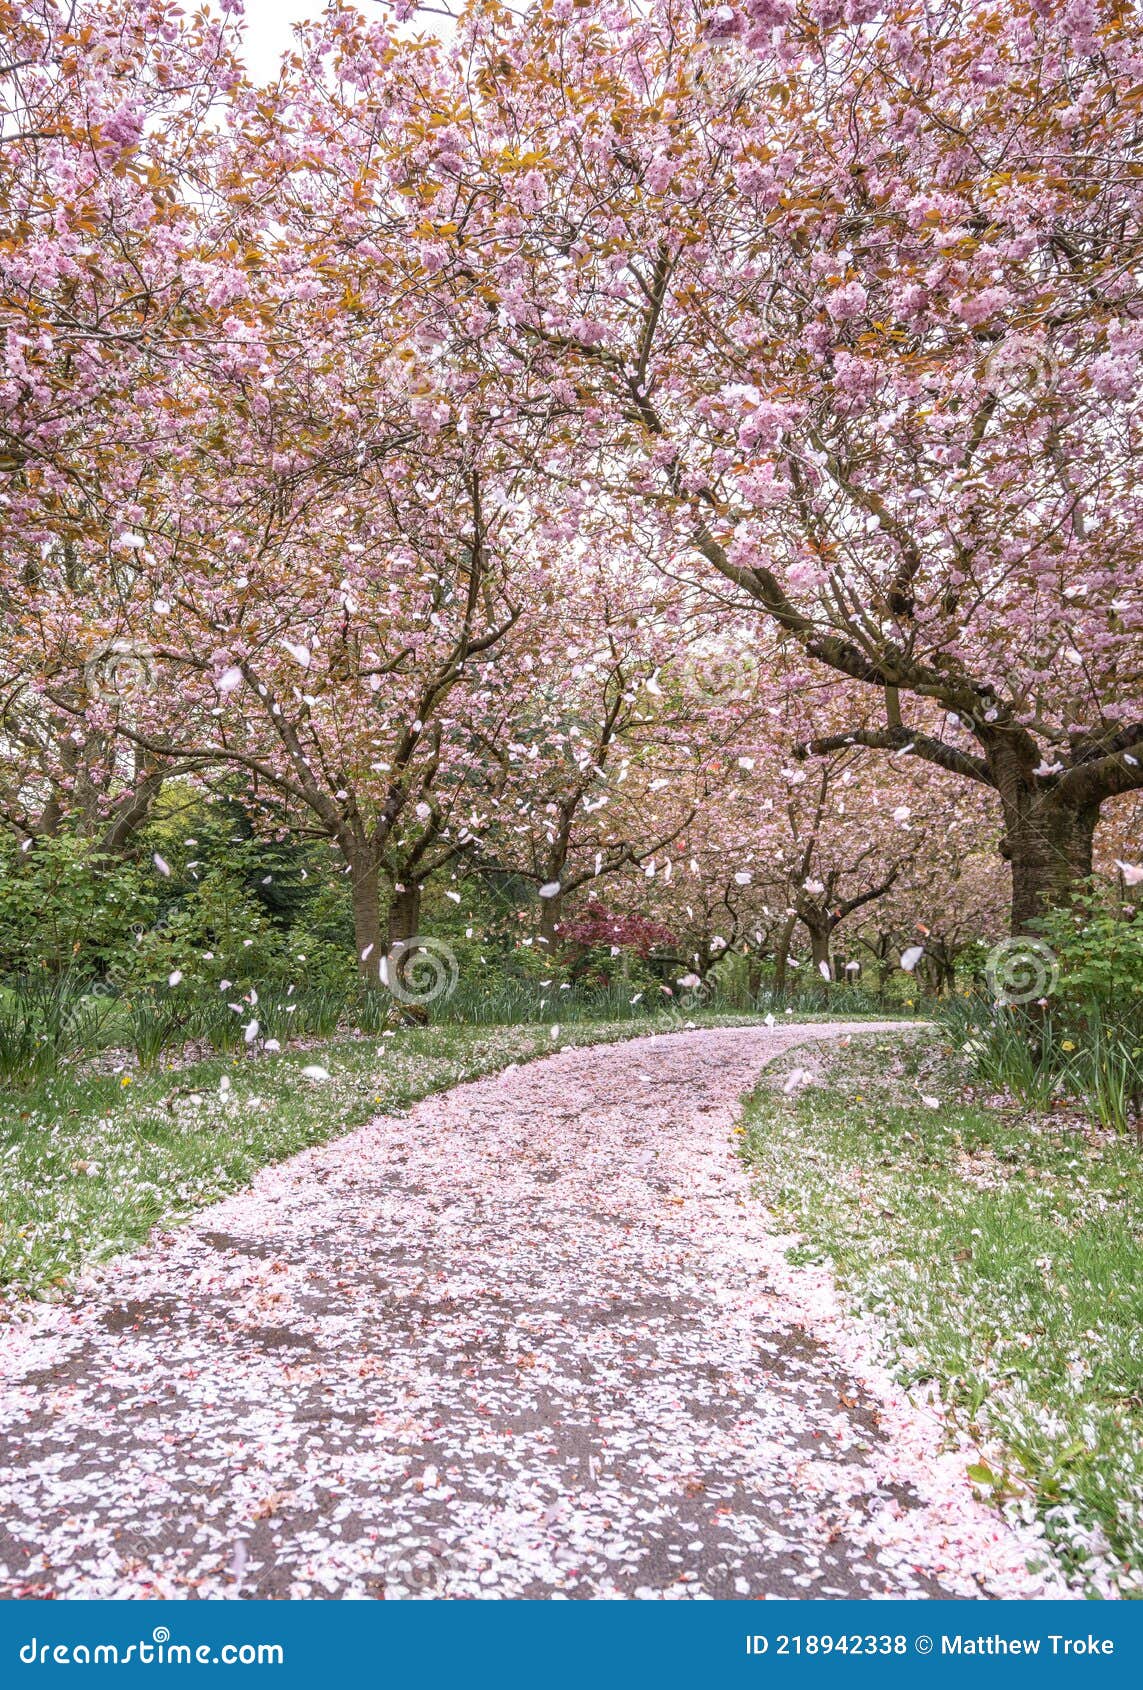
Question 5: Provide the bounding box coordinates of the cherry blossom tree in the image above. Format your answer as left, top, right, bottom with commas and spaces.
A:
113, 432, 535, 984
467, 569, 713, 952
850, 801, 1007, 993
8, 0, 1131, 1006
622, 657, 1003, 993
1, 0, 240, 484
1, 0, 243, 849
636, 793, 779, 992
5, 16, 567, 986
422, 0, 1143, 934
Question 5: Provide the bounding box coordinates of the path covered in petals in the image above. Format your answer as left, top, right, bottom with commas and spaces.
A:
0, 1025, 1065, 1600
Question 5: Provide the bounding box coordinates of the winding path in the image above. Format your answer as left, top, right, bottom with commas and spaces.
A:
0, 1023, 1065, 1600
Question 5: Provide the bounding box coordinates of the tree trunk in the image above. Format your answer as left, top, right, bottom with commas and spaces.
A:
931, 944, 957, 995
350, 859, 384, 986
95, 765, 166, 856
808, 925, 832, 981
538, 892, 563, 953
772, 911, 798, 997
1001, 790, 1099, 932
874, 935, 893, 994
386, 882, 422, 949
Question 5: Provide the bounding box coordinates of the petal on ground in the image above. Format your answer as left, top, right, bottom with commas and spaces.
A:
0, 1025, 1068, 1600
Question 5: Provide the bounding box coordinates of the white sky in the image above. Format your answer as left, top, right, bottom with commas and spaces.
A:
237, 1, 471, 80
238, 0, 318, 81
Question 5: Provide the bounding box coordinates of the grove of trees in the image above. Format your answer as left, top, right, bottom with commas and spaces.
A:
2, 0, 1141, 1018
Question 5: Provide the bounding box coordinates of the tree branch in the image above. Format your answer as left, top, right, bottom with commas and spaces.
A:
796, 724, 993, 786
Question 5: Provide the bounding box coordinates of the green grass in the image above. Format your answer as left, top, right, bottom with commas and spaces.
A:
941, 994, 1143, 1136
0, 1011, 773, 1306
0, 972, 915, 1093
740, 1033, 1143, 1595
428, 973, 912, 1026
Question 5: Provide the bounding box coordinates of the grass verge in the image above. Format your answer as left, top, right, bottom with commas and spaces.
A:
0, 1012, 767, 1308
740, 1032, 1143, 1597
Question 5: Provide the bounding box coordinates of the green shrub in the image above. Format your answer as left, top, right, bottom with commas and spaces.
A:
1037, 886, 1143, 1037
947, 882, 1143, 1133
0, 837, 157, 978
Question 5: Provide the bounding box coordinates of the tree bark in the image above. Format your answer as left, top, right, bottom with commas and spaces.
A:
928, 942, 957, 995
999, 788, 1098, 932
95, 766, 167, 856
772, 911, 798, 996
350, 859, 384, 986
538, 891, 563, 953
808, 926, 832, 981
386, 882, 422, 950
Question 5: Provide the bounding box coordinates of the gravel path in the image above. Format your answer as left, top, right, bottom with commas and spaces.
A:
0, 1022, 1066, 1600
